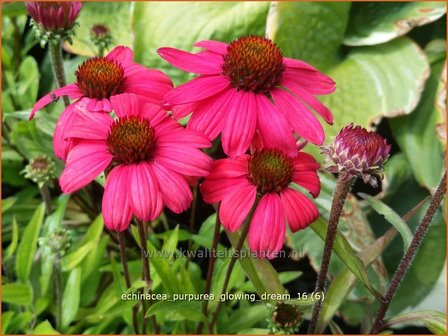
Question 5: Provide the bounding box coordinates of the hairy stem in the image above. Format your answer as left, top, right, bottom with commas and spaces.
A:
196, 207, 221, 334
209, 198, 260, 333
118, 232, 139, 334
370, 170, 446, 334
48, 41, 70, 107
308, 175, 355, 334
40, 183, 53, 214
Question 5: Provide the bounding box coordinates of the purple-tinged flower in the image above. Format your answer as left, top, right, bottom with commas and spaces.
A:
322, 123, 391, 187
25, 1, 82, 32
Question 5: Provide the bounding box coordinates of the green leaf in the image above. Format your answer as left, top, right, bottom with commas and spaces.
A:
17, 56, 39, 109
267, 2, 351, 70
315, 229, 397, 333
5, 216, 19, 259
389, 53, 444, 191
62, 266, 82, 329
65, 2, 133, 56
310, 217, 381, 300
385, 310, 446, 335
2, 197, 16, 213
345, 2, 446, 46
359, 193, 413, 252
133, 2, 269, 85
434, 62, 446, 147
32, 320, 59, 335
61, 240, 96, 272
145, 300, 207, 322
2, 282, 33, 306
2, 311, 14, 334
15, 203, 45, 282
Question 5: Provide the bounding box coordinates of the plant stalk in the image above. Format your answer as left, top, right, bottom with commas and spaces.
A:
308, 174, 355, 334
54, 254, 62, 331
370, 170, 446, 334
48, 41, 70, 107
118, 232, 139, 334
40, 183, 53, 214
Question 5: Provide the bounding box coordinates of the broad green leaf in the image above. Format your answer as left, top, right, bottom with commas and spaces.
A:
389, 52, 444, 191
133, 2, 269, 85
65, 2, 133, 56
61, 240, 96, 271
2, 196, 16, 213
146, 300, 207, 322
2, 311, 14, 334
5, 216, 19, 259
267, 2, 351, 70
359, 193, 413, 252
385, 310, 446, 335
17, 56, 39, 109
15, 203, 45, 282
32, 320, 59, 335
62, 266, 82, 329
226, 304, 267, 333
345, 2, 446, 46
315, 229, 397, 333
226, 230, 286, 296
2, 282, 33, 305
44, 194, 70, 232
310, 217, 381, 300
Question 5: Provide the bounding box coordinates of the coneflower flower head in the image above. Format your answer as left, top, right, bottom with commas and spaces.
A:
268, 302, 303, 334
22, 154, 55, 187
322, 123, 391, 187
25, 1, 82, 45
90, 24, 113, 54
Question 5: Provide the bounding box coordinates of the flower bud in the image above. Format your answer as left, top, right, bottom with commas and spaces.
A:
322, 123, 391, 187
90, 24, 113, 55
268, 302, 303, 334
39, 227, 71, 255
22, 155, 55, 187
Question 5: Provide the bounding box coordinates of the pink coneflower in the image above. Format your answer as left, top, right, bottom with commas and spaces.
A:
59, 93, 212, 231
30, 46, 173, 160
25, 1, 82, 32
158, 36, 335, 158
322, 123, 391, 187
200, 147, 320, 259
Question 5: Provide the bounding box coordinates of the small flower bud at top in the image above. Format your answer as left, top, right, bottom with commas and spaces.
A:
22, 155, 55, 187
90, 24, 113, 55
39, 227, 71, 255
322, 123, 391, 187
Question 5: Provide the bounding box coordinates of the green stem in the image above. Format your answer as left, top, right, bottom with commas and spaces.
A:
196, 206, 221, 334
118, 232, 139, 334
40, 183, 53, 214
49, 41, 70, 107
370, 170, 446, 334
308, 174, 355, 334
209, 198, 260, 333
54, 254, 62, 331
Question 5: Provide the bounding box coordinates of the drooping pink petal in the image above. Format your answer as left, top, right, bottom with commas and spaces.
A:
110, 93, 141, 118
53, 104, 80, 160
187, 88, 235, 140
170, 102, 195, 120
59, 140, 112, 193
222, 91, 257, 158
293, 152, 320, 172
205, 157, 249, 181
271, 88, 325, 145
155, 145, 212, 177
281, 187, 319, 232
283, 57, 321, 72
200, 176, 249, 204
129, 162, 163, 222
102, 165, 133, 231
281, 68, 335, 95
219, 181, 256, 232
194, 40, 228, 54
157, 47, 222, 75
292, 170, 321, 198
255, 93, 297, 157
163, 75, 230, 106
65, 109, 113, 140
29, 84, 83, 119
248, 193, 286, 259
106, 46, 134, 68
151, 161, 193, 213
86, 97, 113, 113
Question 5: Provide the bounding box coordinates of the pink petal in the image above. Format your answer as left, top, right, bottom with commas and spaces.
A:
222, 91, 257, 158
102, 165, 133, 231
59, 140, 112, 193
157, 128, 211, 148
271, 88, 325, 145
129, 162, 163, 222
205, 156, 249, 181
110, 93, 141, 118
219, 181, 256, 232
194, 40, 228, 54
157, 47, 222, 75
292, 170, 321, 198
281, 188, 318, 232
151, 161, 193, 213
293, 152, 320, 172
200, 176, 249, 204
53, 104, 81, 161
106, 46, 134, 68
29, 84, 83, 119
283, 57, 321, 72
282, 68, 335, 95
170, 102, 195, 120
187, 88, 235, 140
255, 94, 297, 156
248, 193, 286, 259
65, 109, 113, 140
163, 75, 230, 106
155, 145, 212, 177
